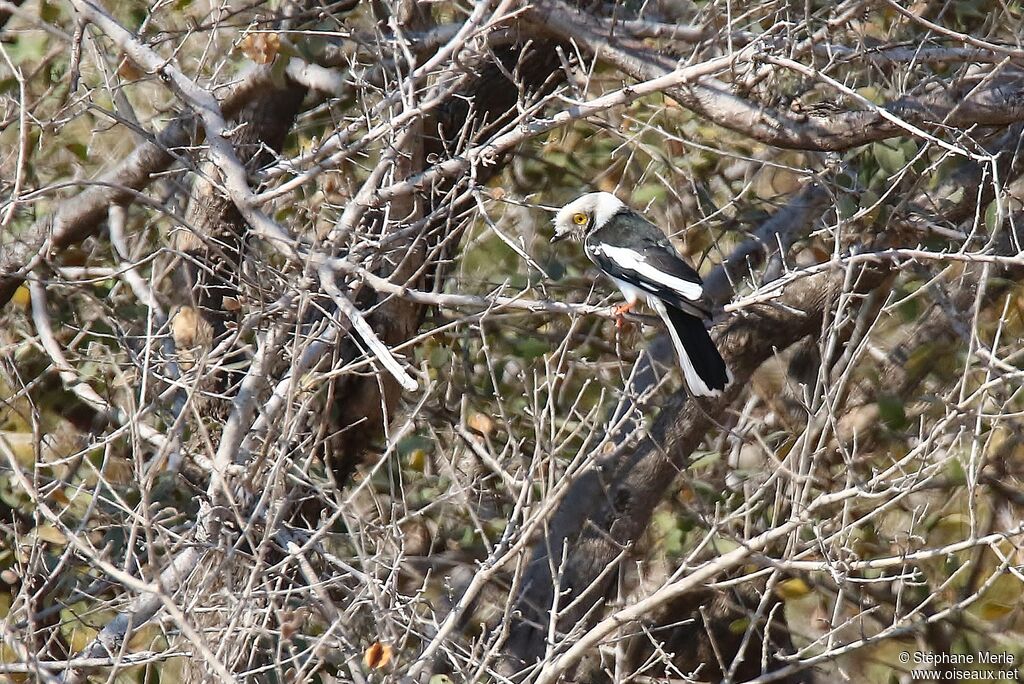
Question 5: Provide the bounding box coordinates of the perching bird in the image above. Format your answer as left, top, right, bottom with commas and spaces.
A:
551, 192, 731, 397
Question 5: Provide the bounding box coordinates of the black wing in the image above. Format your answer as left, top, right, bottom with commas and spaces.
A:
585, 211, 711, 317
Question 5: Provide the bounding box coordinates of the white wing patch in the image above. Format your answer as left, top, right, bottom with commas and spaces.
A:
593, 244, 704, 302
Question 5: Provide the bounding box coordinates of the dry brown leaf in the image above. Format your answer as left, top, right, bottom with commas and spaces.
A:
240, 32, 280, 65
280, 610, 303, 641
467, 412, 494, 436
363, 641, 393, 670
117, 54, 143, 80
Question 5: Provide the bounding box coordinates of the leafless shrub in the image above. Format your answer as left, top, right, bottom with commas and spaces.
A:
1, 1, 1024, 682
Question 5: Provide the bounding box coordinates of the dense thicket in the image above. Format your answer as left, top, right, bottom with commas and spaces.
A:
2, 1, 1024, 681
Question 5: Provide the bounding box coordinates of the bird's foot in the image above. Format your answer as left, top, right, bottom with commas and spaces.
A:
614, 302, 634, 330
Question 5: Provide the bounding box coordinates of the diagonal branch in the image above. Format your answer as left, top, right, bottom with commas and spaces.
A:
0, 64, 288, 309
68, 0, 297, 252
527, 0, 1024, 152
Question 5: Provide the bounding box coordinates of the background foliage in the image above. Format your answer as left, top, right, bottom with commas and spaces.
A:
2, 0, 1024, 682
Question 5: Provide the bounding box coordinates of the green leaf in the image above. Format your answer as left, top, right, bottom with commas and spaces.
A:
872, 141, 906, 175
900, 139, 919, 162
512, 336, 549, 360
709, 535, 740, 554
896, 282, 923, 323
40, 0, 61, 23
632, 183, 667, 206
856, 86, 883, 105
728, 617, 750, 634
8, 34, 48, 64
944, 457, 967, 486
428, 346, 451, 369
836, 194, 857, 220
397, 435, 431, 457
877, 395, 908, 431
984, 197, 1004, 234
65, 143, 88, 162
652, 510, 684, 555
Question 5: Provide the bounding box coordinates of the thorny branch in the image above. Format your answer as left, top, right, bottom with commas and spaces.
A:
2, 1, 1024, 683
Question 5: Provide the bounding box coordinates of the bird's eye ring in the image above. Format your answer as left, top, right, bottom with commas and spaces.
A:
572, 212, 588, 226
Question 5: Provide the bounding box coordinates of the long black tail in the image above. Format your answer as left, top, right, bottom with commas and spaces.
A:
655, 302, 731, 397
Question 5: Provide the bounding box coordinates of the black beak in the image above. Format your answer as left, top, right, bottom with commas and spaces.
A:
550, 233, 567, 243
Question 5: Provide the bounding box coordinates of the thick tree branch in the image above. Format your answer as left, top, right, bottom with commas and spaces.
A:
0, 63, 293, 309
528, 0, 1024, 151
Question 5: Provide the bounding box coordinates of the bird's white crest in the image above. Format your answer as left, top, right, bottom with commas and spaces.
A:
552, 192, 626, 238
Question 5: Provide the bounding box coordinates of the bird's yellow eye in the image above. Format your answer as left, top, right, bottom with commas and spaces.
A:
572, 212, 588, 226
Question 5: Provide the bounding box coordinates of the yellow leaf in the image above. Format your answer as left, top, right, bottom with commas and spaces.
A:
728, 617, 750, 634
61, 605, 100, 652
33, 524, 67, 546
11, 285, 30, 308
978, 601, 1014, 621
0, 432, 35, 467
776, 578, 812, 601
407, 449, 426, 472
0, 642, 25, 677
127, 622, 163, 652
67, 625, 96, 653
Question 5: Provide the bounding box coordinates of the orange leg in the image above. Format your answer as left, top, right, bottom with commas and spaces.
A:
614, 301, 634, 329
